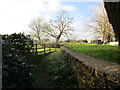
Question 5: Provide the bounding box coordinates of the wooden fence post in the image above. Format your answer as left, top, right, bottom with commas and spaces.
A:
33, 44, 35, 55
49, 44, 51, 52
44, 44, 45, 54
55, 44, 56, 52
35, 44, 37, 55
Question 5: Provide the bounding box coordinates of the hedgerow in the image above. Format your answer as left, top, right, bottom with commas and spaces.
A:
2, 33, 33, 88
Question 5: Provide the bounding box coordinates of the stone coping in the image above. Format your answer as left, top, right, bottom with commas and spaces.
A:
61, 46, 120, 79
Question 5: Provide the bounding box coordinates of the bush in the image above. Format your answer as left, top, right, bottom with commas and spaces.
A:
2, 33, 33, 88
2, 33, 33, 56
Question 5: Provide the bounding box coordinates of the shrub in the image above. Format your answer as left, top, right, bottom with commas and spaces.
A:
2, 33, 33, 56
2, 33, 33, 88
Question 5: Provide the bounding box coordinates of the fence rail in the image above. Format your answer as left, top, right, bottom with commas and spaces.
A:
9, 43, 61, 55
30, 43, 61, 55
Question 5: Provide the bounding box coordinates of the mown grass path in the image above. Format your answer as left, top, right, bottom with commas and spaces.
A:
34, 62, 55, 88
28, 55, 55, 88
29, 51, 79, 88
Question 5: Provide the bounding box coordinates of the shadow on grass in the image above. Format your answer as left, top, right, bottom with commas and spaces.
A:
27, 51, 79, 88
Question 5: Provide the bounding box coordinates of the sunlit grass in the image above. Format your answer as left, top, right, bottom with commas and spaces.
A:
41, 51, 79, 88
30, 48, 60, 55
66, 43, 120, 64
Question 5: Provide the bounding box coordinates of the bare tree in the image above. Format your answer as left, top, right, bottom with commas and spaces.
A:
88, 4, 115, 44
44, 10, 74, 43
28, 18, 45, 43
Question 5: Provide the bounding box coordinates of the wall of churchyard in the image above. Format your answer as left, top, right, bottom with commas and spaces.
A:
61, 46, 120, 88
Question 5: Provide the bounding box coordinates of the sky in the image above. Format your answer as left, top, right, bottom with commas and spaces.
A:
0, 0, 106, 41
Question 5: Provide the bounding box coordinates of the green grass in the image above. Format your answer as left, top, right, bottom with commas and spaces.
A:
27, 51, 79, 88
60, 42, 82, 46
37, 48, 60, 52
41, 51, 79, 88
26, 54, 43, 88
66, 43, 120, 64
30, 48, 60, 55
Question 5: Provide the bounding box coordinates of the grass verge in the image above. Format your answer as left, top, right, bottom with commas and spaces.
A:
27, 55, 44, 88
27, 51, 79, 88
41, 51, 79, 88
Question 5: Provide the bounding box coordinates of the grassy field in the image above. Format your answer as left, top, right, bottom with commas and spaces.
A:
66, 43, 120, 64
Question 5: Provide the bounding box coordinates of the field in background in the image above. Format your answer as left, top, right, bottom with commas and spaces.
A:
30, 43, 60, 55
31, 48, 60, 54
66, 43, 120, 64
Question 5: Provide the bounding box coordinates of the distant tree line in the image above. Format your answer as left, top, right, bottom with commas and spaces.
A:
64, 39, 88, 43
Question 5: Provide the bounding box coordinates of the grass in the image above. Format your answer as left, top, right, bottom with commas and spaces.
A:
41, 51, 79, 88
27, 51, 79, 88
37, 48, 60, 52
26, 55, 44, 88
66, 43, 120, 64
30, 48, 60, 55
60, 42, 82, 46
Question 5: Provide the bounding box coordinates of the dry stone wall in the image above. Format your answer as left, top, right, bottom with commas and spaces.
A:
61, 46, 120, 88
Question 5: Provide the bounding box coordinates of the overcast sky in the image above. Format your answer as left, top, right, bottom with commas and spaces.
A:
0, 0, 105, 41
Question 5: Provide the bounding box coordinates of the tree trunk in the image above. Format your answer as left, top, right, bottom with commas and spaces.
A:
37, 37, 41, 44
112, 26, 120, 46
107, 35, 111, 43
56, 36, 60, 43
102, 35, 106, 44
56, 33, 62, 43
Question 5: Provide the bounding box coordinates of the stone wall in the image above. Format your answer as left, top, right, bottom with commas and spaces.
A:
61, 46, 120, 88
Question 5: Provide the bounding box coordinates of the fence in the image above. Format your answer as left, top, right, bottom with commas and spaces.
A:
31, 43, 61, 55
7, 43, 60, 56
